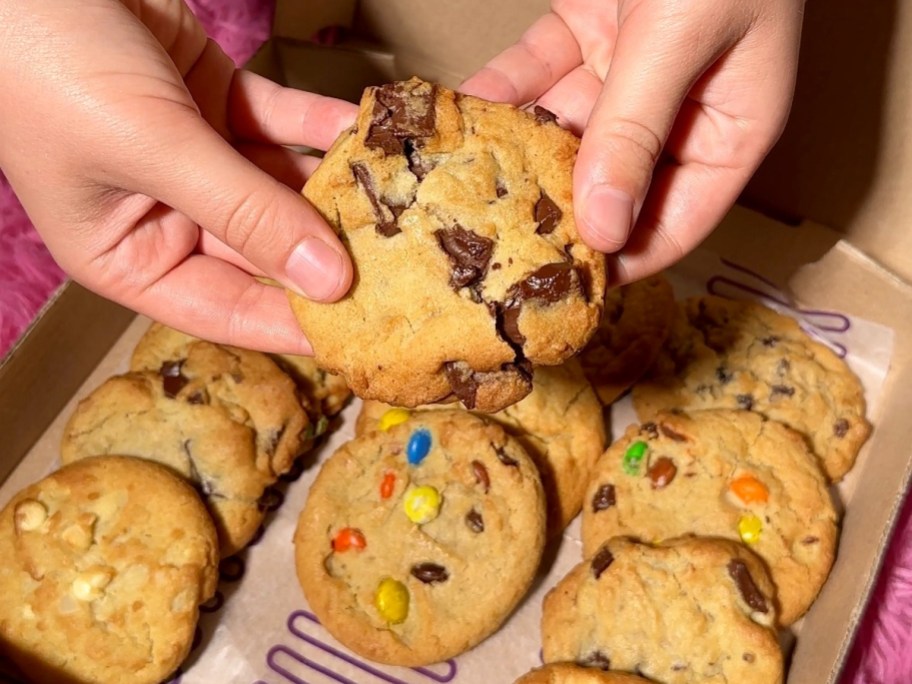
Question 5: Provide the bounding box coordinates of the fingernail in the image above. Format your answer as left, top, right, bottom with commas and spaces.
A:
285, 237, 344, 301
582, 184, 634, 252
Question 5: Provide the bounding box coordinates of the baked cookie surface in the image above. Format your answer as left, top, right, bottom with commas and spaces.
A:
294, 409, 546, 665
632, 296, 870, 480
514, 663, 651, 684
271, 353, 352, 418
579, 273, 676, 405
0, 457, 218, 684
289, 78, 606, 412
582, 409, 837, 625
542, 537, 782, 684
357, 359, 605, 535
131, 322, 311, 472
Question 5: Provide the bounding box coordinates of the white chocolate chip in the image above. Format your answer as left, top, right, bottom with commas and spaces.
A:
60, 513, 97, 550
71, 569, 114, 602
14, 500, 47, 533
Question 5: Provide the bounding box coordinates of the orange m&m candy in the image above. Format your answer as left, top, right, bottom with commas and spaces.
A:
332, 527, 366, 552
730, 475, 769, 505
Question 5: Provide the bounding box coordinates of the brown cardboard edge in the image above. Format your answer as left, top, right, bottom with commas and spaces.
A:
0, 282, 134, 483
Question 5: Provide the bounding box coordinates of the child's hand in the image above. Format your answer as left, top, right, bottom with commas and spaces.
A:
0, 0, 358, 354
462, 0, 804, 284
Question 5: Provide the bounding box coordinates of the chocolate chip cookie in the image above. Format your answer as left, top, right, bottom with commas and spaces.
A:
0, 456, 219, 684
541, 537, 782, 683
271, 353, 352, 417
289, 78, 606, 413
582, 409, 837, 626
294, 409, 546, 666
579, 273, 676, 405
131, 322, 312, 463
356, 359, 605, 536
633, 296, 871, 481
515, 664, 651, 684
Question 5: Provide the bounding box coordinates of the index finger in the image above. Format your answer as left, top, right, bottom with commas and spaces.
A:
459, 12, 582, 104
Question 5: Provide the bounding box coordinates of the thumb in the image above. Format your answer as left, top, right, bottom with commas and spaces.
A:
574, 1, 745, 253
135, 107, 352, 302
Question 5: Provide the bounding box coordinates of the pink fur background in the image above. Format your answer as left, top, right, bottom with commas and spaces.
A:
0, 1, 906, 681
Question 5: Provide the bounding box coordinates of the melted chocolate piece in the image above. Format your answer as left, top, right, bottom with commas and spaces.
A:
495, 445, 519, 467
777, 358, 791, 375
533, 105, 558, 125
366, 81, 437, 155
471, 460, 490, 493
802, 536, 820, 545
761, 336, 780, 347
495, 182, 508, 198
187, 390, 207, 405
403, 138, 434, 180
647, 457, 677, 489
590, 546, 615, 579
770, 384, 795, 398
410, 563, 449, 584
466, 509, 484, 533
351, 163, 404, 237
716, 366, 733, 385
160, 360, 188, 398
743, 652, 756, 663
834, 419, 850, 438
435, 226, 494, 289
641, 422, 659, 439
727, 559, 769, 613
501, 263, 579, 346
534, 192, 562, 235
443, 360, 532, 410
659, 423, 688, 442
736, 394, 755, 410
592, 484, 616, 512
265, 425, 286, 457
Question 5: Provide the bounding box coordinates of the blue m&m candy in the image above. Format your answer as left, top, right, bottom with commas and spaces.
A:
406, 429, 432, 466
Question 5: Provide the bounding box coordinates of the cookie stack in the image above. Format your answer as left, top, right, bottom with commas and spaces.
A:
0, 322, 351, 684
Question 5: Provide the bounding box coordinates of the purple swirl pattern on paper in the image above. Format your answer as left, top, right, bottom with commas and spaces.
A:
260, 609, 457, 684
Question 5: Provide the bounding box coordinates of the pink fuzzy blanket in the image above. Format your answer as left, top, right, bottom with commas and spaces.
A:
0, 1, 907, 681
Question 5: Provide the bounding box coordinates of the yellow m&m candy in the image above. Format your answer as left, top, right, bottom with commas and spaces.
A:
738, 514, 763, 545
375, 578, 409, 624
403, 485, 442, 524
379, 408, 410, 432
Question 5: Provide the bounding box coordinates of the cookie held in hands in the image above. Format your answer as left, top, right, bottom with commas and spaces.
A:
289, 78, 606, 413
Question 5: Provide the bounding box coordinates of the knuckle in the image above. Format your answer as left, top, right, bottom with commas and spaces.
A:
221, 189, 277, 257
600, 117, 664, 174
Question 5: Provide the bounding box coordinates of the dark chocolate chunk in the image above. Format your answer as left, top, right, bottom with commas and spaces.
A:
403, 138, 434, 180
659, 423, 688, 442
466, 509, 485, 533
443, 360, 532, 410
716, 366, 733, 385
160, 360, 188, 398
743, 653, 756, 663
802, 536, 820, 545
495, 181, 508, 198
534, 192, 562, 235
187, 390, 206, 405
410, 563, 449, 584
435, 226, 494, 289
727, 559, 769, 613
501, 263, 579, 346
495, 445, 519, 467
590, 546, 615, 579
770, 384, 795, 398
351, 162, 403, 237
761, 336, 780, 347
834, 419, 850, 438
592, 484, 616, 512
533, 105, 558, 125
366, 81, 437, 155
265, 425, 286, 457
471, 460, 490, 493
641, 422, 659, 439
647, 457, 677, 489
736, 394, 755, 410
579, 652, 611, 671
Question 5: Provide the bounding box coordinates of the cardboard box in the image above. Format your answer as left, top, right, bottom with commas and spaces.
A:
2, 0, 911, 682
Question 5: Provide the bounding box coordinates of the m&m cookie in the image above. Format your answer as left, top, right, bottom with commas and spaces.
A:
294, 410, 546, 665
582, 409, 837, 626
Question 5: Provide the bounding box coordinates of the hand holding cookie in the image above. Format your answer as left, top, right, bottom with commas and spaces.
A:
461, 0, 805, 284
0, 0, 356, 354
